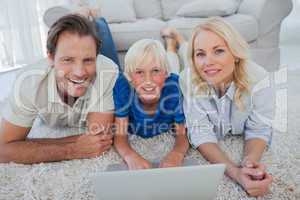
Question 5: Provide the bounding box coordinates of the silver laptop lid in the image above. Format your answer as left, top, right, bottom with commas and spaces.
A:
93, 164, 225, 200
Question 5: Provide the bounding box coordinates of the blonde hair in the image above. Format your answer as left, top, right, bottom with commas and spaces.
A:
124, 39, 170, 81
187, 17, 250, 110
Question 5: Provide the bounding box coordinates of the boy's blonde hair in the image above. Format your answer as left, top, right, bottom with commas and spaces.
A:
124, 39, 170, 81
187, 17, 250, 110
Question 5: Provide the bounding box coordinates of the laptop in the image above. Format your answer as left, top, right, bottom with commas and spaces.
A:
92, 162, 225, 200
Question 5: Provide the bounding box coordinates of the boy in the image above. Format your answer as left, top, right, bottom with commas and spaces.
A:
113, 39, 189, 170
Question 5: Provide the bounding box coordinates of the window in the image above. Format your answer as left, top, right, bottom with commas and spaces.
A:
0, 0, 69, 71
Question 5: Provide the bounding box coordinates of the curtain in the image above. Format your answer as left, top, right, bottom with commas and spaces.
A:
0, 0, 68, 70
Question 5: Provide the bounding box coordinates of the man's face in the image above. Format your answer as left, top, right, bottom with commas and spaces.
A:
48, 31, 97, 100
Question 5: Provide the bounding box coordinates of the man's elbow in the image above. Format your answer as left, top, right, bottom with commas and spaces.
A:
0, 143, 13, 163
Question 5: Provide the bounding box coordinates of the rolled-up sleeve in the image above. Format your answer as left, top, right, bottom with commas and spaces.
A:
244, 76, 275, 145
183, 97, 218, 149
173, 91, 185, 124
113, 73, 132, 117
88, 56, 119, 113
1, 78, 38, 127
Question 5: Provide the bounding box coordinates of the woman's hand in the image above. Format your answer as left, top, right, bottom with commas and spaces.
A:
232, 166, 273, 197
241, 157, 267, 180
159, 150, 185, 168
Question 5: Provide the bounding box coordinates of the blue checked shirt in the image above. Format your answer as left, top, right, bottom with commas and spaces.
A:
180, 61, 275, 148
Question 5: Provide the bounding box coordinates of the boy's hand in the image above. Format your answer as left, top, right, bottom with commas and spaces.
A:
124, 152, 152, 170
159, 150, 184, 168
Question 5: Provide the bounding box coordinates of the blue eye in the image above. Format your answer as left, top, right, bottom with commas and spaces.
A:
84, 58, 95, 64
135, 70, 144, 75
215, 49, 225, 55
62, 58, 72, 63
196, 52, 205, 57
152, 68, 161, 73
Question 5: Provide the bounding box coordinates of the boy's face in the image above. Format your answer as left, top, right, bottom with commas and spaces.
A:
48, 31, 97, 100
130, 56, 167, 105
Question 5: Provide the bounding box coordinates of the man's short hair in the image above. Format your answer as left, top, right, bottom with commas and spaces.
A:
46, 14, 101, 55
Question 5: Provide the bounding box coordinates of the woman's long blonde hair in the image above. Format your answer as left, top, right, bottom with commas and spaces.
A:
187, 17, 250, 110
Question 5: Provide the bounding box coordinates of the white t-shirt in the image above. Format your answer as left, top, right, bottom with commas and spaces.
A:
2, 55, 118, 128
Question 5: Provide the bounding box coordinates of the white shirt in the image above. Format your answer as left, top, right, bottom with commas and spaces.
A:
2, 55, 118, 128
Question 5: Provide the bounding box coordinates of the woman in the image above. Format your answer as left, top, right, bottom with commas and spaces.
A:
161, 17, 274, 197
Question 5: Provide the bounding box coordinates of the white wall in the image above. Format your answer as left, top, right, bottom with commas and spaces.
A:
280, 0, 300, 70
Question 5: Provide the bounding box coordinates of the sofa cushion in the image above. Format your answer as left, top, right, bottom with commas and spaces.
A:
167, 14, 258, 43
109, 18, 166, 51
161, 0, 194, 20
43, 6, 71, 27
134, 0, 162, 19
100, 0, 137, 23
176, 0, 240, 18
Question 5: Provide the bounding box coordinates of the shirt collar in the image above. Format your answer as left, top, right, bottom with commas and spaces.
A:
48, 68, 61, 103
225, 82, 236, 101
208, 82, 235, 101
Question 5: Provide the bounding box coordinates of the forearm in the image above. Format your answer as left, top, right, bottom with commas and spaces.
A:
114, 134, 137, 160
114, 117, 138, 160
0, 140, 74, 164
87, 112, 114, 135
244, 138, 267, 163
27, 134, 81, 144
197, 143, 239, 180
172, 132, 189, 156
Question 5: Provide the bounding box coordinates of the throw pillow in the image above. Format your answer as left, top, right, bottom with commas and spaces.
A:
100, 0, 137, 23
176, 0, 240, 18
43, 6, 71, 27
161, 0, 194, 20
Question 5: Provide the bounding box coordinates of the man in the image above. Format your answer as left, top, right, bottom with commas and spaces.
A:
0, 14, 119, 164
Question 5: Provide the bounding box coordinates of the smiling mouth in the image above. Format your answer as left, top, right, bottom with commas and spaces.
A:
68, 78, 87, 85
204, 69, 221, 76
143, 87, 155, 92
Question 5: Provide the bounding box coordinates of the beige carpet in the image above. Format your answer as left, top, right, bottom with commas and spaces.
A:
0, 69, 299, 200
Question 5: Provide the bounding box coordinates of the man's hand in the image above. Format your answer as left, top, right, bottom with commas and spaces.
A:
234, 166, 273, 197
68, 133, 113, 160
159, 150, 184, 168
124, 152, 152, 170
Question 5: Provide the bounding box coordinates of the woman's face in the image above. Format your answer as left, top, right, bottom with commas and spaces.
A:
130, 55, 167, 105
193, 30, 236, 89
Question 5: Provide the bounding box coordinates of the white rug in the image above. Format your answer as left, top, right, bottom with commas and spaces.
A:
0, 69, 299, 200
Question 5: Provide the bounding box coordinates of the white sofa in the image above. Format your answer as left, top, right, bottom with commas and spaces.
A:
45, 0, 293, 71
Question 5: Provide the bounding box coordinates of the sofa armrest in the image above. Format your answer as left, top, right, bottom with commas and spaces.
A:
238, 0, 293, 36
